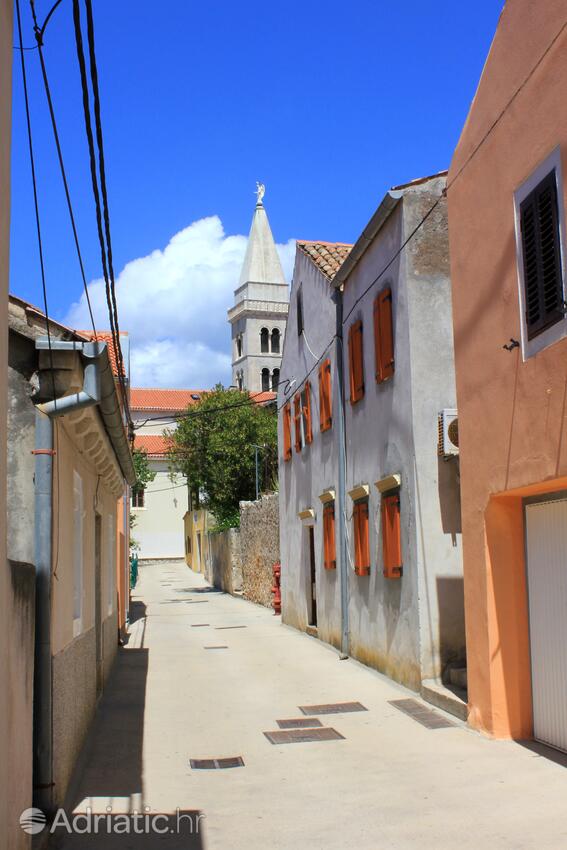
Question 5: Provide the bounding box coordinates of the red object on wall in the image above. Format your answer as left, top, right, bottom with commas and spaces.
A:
272, 562, 281, 615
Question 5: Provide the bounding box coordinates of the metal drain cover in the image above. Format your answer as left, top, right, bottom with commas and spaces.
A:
277, 718, 323, 729
388, 698, 456, 729
203, 645, 228, 650
264, 727, 344, 744
190, 757, 244, 769
299, 702, 367, 715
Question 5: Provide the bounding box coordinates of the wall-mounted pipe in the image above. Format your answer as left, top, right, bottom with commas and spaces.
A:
35, 338, 135, 486
33, 409, 54, 814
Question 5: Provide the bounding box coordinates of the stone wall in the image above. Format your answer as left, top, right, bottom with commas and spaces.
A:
240, 494, 280, 608
207, 528, 242, 594
204, 495, 280, 608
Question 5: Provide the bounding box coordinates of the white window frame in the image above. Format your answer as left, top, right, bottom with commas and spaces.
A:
73, 470, 84, 637
514, 146, 567, 360
107, 512, 115, 616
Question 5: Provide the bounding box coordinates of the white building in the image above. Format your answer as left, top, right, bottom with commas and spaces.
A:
228, 190, 289, 394
131, 388, 202, 560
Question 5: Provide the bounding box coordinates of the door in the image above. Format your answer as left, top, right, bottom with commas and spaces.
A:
95, 514, 103, 697
308, 526, 317, 627
526, 497, 567, 751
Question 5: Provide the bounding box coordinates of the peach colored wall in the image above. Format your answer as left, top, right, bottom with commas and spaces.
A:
51, 418, 120, 655
448, 0, 567, 738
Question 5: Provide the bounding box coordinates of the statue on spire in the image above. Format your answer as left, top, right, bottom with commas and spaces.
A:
255, 181, 265, 206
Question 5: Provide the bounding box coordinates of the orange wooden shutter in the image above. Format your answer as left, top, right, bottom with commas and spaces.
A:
319, 358, 332, 431
374, 288, 394, 383
323, 503, 336, 570
293, 393, 302, 452
382, 493, 402, 578
349, 320, 364, 404
283, 403, 292, 461
353, 501, 370, 575
303, 381, 313, 444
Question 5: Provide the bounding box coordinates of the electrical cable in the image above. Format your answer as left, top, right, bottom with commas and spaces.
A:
16, 0, 61, 583
83, 0, 130, 419
277, 21, 567, 412
132, 388, 279, 430
71, 0, 132, 431
15, 0, 57, 405
29, 0, 97, 336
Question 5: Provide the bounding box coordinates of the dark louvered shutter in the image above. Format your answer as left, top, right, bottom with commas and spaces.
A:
520, 171, 564, 340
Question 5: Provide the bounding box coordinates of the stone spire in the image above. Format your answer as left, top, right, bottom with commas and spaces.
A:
228, 186, 289, 394
238, 188, 286, 290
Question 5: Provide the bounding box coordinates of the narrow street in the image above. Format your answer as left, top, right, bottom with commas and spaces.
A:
51, 560, 567, 849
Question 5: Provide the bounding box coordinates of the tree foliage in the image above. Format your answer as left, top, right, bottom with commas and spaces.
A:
132, 448, 156, 493
167, 385, 278, 526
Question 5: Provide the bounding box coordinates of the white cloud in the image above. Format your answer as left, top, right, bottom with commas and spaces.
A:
64, 215, 295, 388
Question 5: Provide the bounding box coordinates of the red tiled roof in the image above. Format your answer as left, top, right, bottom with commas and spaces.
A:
79, 330, 128, 377
252, 391, 276, 404
297, 240, 353, 281
133, 434, 172, 457
131, 388, 206, 411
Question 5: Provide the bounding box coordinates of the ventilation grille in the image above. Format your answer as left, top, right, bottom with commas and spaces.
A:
389, 698, 455, 729
276, 718, 323, 729
264, 728, 344, 744
299, 701, 367, 715
190, 757, 244, 769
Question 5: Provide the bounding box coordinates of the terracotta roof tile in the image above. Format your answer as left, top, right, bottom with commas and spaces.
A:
131, 388, 206, 412
297, 240, 353, 281
251, 391, 276, 405
133, 434, 172, 457
79, 330, 128, 378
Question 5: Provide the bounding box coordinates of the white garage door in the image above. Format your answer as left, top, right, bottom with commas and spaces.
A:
526, 498, 567, 751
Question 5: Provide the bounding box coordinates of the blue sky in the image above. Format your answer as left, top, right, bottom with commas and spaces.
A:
10, 0, 504, 387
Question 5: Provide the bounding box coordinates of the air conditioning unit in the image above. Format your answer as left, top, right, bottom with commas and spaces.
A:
438, 409, 459, 457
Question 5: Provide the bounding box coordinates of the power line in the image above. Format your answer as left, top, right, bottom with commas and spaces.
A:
278, 21, 567, 412
15, 0, 56, 403
132, 389, 278, 430
16, 0, 61, 575
83, 0, 130, 420
341, 196, 443, 326
29, 0, 97, 336
71, 0, 132, 431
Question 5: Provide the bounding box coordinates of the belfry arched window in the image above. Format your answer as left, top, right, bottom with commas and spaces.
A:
272, 368, 280, 391
261, 368, 270, 392
271, 328, 280, 354
260, 327, 269, 353
236, 334, 243, 358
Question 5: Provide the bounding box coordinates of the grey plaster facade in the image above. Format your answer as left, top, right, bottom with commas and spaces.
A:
228, 199, 289, 393
277, 175, 465, 691
7, 298, 125, 811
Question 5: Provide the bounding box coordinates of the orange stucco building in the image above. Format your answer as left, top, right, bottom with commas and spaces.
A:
448, 0, 567, 743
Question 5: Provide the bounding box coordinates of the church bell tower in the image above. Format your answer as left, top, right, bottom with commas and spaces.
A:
228, 185, 289, 394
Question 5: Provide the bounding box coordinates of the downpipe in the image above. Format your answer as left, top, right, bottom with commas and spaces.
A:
33, 409, 55, 814
32, 340, 102, 814
334, 287, 350, 658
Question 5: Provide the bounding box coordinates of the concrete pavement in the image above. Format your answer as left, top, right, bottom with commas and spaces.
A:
54, 560, 567, 849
